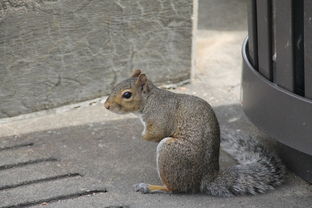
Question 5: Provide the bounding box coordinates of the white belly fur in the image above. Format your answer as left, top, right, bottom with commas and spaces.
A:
134, 113, 146, 136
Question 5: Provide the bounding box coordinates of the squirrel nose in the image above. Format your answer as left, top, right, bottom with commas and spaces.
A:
104, 102, 110, 109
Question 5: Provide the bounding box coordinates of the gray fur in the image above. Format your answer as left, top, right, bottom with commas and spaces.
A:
201, 130, 285, 197
105, 73, 285, 197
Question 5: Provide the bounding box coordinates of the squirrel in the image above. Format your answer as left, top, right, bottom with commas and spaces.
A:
104, 69, 285, 197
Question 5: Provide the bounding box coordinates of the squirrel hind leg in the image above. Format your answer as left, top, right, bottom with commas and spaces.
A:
133, 137, 176, 194
133, 183, 171, 194
156, 137, 202, 193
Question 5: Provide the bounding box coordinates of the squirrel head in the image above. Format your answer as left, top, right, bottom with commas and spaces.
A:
104, 69, 151, 114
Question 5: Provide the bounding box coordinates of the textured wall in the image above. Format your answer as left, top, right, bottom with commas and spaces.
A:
0, 0, 193, 118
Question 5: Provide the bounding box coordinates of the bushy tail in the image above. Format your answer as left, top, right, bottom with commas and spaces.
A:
203, 129, 285, 197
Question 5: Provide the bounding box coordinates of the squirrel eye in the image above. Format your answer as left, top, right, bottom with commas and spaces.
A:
122, 91, 132, 99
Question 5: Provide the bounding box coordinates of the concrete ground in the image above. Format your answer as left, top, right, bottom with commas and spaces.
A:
0, 0, 311, 207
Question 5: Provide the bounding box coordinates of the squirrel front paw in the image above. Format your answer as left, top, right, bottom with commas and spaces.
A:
133, 183, 150, 194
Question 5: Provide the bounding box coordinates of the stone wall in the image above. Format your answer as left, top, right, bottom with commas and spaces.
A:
0, 0, 193, 118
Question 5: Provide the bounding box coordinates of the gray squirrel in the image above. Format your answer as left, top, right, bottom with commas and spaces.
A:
104, 69, 285, 197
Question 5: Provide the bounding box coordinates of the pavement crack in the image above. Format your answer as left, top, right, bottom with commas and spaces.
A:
0, 143, 34, 152
0, 158, 58, 171
0, 189, 107, 208
0, 173, 82, 191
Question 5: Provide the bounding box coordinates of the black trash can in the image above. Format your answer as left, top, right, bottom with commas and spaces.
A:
241, 0, 312, 183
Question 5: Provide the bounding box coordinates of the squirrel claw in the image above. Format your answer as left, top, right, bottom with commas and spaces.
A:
133, 183, 150, 194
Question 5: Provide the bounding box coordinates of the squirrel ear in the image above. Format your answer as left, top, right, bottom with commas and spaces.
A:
131, 69, 141, 77
136, 74, 149, 93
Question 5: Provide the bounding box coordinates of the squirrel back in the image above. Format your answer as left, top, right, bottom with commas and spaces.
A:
104, 70, 285, 196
